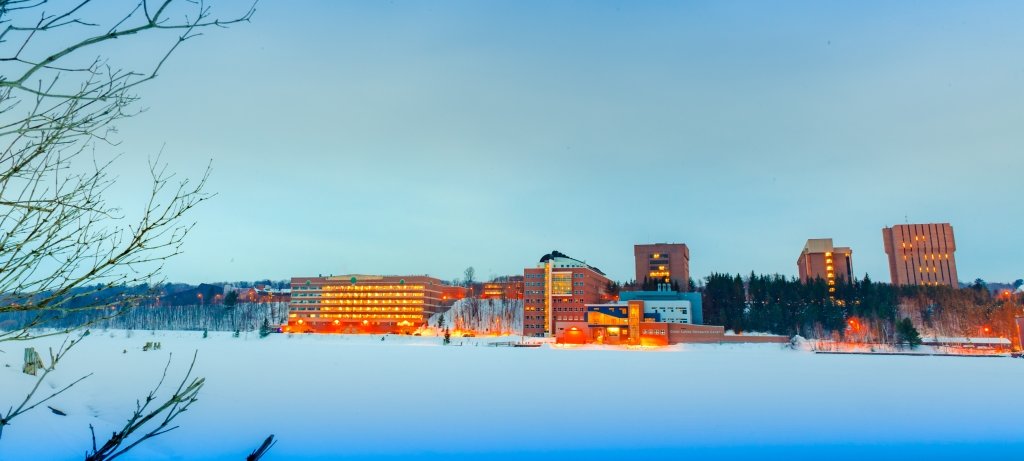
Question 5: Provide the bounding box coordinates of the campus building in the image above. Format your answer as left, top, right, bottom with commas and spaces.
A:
882, 223, 959, 288
1017, 316, 1024, 351
797, 239, 853, 290
523, 251, 611, 337
284, 275, 446, 334
481, 276, 524, 300
634, 243, 690, 291
555, 288, 785, 346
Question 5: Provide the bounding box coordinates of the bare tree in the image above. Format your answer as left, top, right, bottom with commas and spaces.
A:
0, 0, 262, 456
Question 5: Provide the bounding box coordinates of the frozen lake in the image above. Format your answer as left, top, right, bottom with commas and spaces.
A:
2, 330, 1022, 460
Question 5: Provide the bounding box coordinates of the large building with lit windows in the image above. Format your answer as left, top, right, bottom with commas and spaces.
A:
634, 243, 690, 291
554, 288, 786, 346
883, 223, 959, 288
797, 239, 853, 290
523, 251, 611, 337
284, 275, 446, 334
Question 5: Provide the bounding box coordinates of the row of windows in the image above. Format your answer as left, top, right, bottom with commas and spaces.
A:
313, 306, 423, 312
320, 292, 424, 298
323, 285, 425, 292
319, 299, 423, 305
525, 273, 587, 279
292, 313, 422, 320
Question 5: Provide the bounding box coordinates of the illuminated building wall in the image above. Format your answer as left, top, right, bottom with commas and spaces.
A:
882, 223, 959, 288
1016, 316, 1024, 351
556, 299, 787, 346
481, 277, 524, 300
441, 285, 468, 303
285, 275, 445, 334
633, 243, 690, 291
797, 238, 853, 292
523, 251, 611, 337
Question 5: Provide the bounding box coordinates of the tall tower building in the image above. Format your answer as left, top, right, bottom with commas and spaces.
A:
882, 223, 959, 288
634, 243, 690, 291
797, 239, 853, 290
522, 251, 610, 337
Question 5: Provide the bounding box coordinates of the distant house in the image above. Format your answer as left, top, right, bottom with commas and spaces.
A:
224, 285, 291, 304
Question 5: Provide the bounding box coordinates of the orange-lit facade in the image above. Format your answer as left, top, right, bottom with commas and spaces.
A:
634, 243, 690, 291
481, 276, 524, 300
882, 223, 959, 288
523, 251, 611, 337
285, 275, 445, 334
797, 238, 853, 291
441, 285, 468, 302
555, 300, 787, 346
1016, 316, 1024, 351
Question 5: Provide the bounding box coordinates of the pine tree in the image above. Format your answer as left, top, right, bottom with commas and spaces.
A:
896, 318, 922, 349
443, 328, 451, 345
259, 317, 272, 338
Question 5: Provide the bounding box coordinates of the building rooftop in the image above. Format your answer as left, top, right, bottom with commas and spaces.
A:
537, 250, 605, 275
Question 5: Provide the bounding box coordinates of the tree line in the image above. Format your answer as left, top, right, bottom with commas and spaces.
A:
699, 273, 1023, 346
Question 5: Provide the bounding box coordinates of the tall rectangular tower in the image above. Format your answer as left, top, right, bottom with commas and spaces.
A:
797, 239, 853, 289
634, 243, 690, 291
522, 251, 610, 337
882, 223, 959, 288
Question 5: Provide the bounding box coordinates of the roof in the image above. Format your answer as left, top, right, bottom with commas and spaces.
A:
537, 250, 605, 275
920, 336, 1011, 345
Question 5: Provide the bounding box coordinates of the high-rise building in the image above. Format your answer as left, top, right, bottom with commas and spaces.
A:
522, 250, 611, 337
882, 223, 959, 288
633, 243, 690, 291
284, 275, 446, 334
797, 239, 853, 290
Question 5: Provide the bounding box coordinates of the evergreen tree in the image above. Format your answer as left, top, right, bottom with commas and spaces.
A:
896, 318, 922, 349
259, 317, 272, 338
224, 290, 239, 307
443, 328, 451, 345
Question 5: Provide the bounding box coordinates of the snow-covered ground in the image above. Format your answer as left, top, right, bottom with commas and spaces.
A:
2, 330, 1024, 460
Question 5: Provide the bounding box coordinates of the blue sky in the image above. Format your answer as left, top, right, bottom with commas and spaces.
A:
92, 1, 1023, 284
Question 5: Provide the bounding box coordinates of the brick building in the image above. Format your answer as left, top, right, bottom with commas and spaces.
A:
634, 243, 690, 291
1017, 316, 1024, 351
285, 275, 447, 334
523, 251, 611, 337
481, 276, 524, 300
797, 238, 853, 290
882, 223, 959, 288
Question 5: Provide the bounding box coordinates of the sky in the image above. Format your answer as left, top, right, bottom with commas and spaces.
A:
75, 1, 1024, 284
